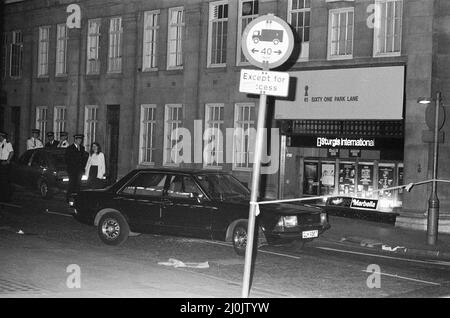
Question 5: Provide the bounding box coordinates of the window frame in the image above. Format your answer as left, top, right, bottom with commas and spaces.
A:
287, 0, 311, 62
373, 0, 403, 58
87, 18, 101, 75
108, 16, 123, 73
327, 7, 354, 60
35, 106, 48, 141
163, 104, 183, 166
84, 105, 99, 149
233, 102, 256, 171
53, 106, 67, 141
166, 6, 185, 70
143, 10, 160, 71
139, 104, 157, 165
10, 30, 23, 78
55, 24, 68, 76
207, 0, 229, 68
38, 26, 50, 77
236, 0, 259, 66
204, 103, 225, 169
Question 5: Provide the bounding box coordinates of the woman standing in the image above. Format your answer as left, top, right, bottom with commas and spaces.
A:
84, 142, 106, 189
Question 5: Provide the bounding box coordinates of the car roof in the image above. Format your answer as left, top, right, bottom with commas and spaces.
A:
132, 168, 232, 176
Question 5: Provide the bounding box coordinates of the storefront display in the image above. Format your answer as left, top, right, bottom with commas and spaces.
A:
357, 163, 374, 198
303, 161, 319, 195
320, 162, 335, 195
338, 163, 356, 196
378, 165, 395, 199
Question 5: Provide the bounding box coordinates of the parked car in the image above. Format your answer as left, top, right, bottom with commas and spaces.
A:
11, 148, 88, 199
70, 168, 330, 255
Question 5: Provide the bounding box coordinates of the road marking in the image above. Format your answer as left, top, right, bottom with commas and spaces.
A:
0, 202, 22, 208
205, 240, 302, 260
44, 210, 73, 218
316, 246, 450, 267
361, 270, 441, 286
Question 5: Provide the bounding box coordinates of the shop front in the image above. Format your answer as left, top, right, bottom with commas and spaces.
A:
275, 66, 405, 213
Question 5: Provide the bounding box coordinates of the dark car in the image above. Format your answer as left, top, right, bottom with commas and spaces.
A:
70, 168, 330, 255
11, 148, 88, 199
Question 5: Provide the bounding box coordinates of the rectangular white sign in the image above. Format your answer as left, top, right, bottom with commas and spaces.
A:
239, 69, 290, 97
274, 66, 405, 120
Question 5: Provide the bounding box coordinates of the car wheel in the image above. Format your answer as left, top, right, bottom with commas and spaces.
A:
232, 221, 248, 256
39, 180, 52, 199
97, 212, 130, 246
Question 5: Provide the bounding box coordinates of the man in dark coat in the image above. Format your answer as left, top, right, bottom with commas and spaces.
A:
65, 134, 88, 202
44, 131, 59, 149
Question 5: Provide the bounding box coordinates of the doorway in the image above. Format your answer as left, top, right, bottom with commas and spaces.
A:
106, 105, 120, 183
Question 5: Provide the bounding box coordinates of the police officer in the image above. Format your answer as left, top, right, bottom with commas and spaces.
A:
0, 131, 14, 202
65, 134, 88, 202
45, 131, 59, 149
58, 132, 69, 148
27, 128, 44, 150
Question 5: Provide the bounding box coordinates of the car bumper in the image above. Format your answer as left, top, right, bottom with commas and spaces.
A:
266, 224, 330, 243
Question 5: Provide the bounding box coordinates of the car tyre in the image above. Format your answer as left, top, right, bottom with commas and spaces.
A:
97, 212, 130, 246
232, 221, 248, 256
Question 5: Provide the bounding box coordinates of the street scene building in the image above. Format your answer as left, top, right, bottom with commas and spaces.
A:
1, 0, 449, 232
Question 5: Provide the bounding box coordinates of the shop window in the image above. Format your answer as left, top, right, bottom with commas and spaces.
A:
338, 162, 356, 196
357, 163, 375, 198
303, 161, 319, 195
320, 162, 336, 195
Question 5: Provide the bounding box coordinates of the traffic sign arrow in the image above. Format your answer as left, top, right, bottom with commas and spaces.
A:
274, 50, 282, 55
251, 48, 259, 53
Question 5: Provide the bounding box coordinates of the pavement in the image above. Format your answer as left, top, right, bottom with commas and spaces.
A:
320, 215, 450, 261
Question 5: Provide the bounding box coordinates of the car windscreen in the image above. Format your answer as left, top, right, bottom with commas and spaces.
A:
196, 174, 250, 201
50, 152, 67, 169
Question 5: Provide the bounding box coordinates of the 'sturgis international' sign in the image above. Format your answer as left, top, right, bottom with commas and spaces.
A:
317, 137, 375, 148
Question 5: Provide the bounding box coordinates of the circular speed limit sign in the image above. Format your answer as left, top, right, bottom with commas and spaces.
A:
241, 14, 294, 69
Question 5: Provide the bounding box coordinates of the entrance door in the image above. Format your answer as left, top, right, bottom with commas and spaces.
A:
11, 107, 20, 159
106, 105, 120, 182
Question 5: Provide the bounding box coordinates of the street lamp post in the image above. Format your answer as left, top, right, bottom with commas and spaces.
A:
427, 92, 441, 245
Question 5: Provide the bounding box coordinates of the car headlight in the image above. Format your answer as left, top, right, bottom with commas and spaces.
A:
277, 216, 298, 228
62, 177, 69, 182
81, 175, 88, 181
320, 212, 328, 224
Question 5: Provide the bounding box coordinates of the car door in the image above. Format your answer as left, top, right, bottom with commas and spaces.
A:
161, 174, 218, 238
29, 151, 46, 188
113, 172, 167, 233
12, 150, 34, 187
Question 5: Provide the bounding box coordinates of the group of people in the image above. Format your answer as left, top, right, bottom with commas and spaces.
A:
0, 128, 106, 203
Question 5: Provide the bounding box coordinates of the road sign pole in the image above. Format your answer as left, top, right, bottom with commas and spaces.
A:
242, 79, 268, 298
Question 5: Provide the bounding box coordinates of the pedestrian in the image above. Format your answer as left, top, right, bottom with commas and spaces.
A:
65, 134, 88, 202
57, 131, 69, 148
84, 142, 106, 189
26, 128, 44, 150
0, 131, 14, 202
44, 131, 59, 149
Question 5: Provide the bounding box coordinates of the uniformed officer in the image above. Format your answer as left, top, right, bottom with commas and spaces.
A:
26, 128, 44, 150
65, 134, 88, 202
58, 132, 69, 148
0, 131, 14, 202
45, 131, 59, 149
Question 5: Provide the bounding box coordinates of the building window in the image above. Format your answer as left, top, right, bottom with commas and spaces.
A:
204, 103, 224, 168
143, 10, 160, 71
10, 30, 23, 78
35, 106, 48, 140
233, 103, 255, 170
55, 24, 68, 76
84, 105, 98, 149
53, 106, 67, 140
163, 104, 183, 165
288, 0, 310, 61
208, 1, 228, 67
373, 0, 402, 57
328, 8, 354, 60
139, 104, 156, 164
237, 0, 259, 65
167, 7, 184, 70
87, 19, 101, 74
38, 26, 50, 77
108, 17, 123, 73
1, 33, 7, 79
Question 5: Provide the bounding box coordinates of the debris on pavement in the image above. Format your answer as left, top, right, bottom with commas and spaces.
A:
158, 258, 209, 269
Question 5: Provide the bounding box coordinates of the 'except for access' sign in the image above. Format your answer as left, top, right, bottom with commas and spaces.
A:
239, 69, 290, 97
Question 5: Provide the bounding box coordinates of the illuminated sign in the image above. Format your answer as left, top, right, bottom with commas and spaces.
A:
350, 198, 378, 210
316, 137, 375, 148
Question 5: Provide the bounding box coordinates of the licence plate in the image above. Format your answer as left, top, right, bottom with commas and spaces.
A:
302, 230, 318, 239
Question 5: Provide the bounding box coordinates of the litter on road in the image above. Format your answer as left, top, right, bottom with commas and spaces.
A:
158, 258, 209, 269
